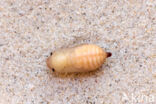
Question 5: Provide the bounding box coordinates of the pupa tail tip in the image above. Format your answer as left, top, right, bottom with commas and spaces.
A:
106, 52, 112, 57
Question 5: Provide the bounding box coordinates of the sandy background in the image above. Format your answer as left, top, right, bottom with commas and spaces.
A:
0, 0, 156, 104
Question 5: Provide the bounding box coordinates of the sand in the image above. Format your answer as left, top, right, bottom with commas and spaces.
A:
0, 0, 156, 104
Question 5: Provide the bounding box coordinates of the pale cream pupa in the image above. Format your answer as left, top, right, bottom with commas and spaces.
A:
46, 44, 112, 73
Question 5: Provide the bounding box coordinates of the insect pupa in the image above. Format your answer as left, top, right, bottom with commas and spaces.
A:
46, 44, 111, 73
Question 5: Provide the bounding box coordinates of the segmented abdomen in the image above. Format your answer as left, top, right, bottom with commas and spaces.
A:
70, 44, 106, 71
